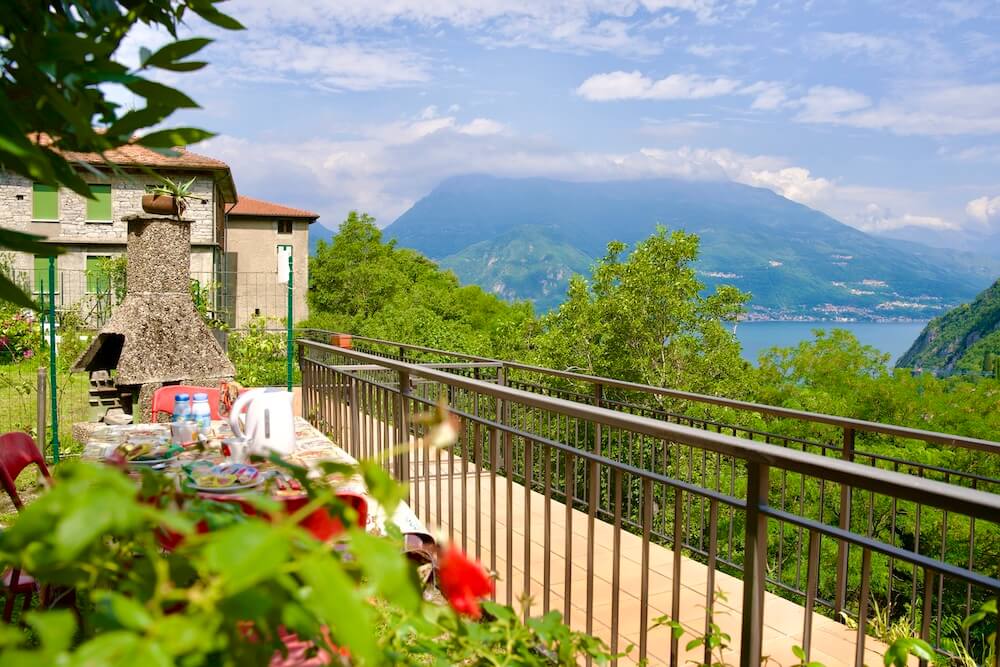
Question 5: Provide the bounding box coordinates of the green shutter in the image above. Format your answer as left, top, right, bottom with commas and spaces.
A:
86, 184, 112, 221
32, 183, 59, 220
33, 255, 56, 296
86, 256, 111, 293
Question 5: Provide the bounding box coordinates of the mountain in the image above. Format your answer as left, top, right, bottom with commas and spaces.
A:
384, 175, 1000, 319
896, 279, 1000, 371
310, 223, 337, 254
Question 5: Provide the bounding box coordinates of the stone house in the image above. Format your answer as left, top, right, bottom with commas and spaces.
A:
0, 143, 236, 319
223, 196, 318, 326
0, 143, 319, 328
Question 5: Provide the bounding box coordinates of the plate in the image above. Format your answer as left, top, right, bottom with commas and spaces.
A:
185, 462, 263, 493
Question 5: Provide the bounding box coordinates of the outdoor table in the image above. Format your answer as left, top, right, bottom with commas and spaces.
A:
81, 416, 433, 546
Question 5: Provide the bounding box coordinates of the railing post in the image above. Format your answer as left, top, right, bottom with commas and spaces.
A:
395, 370, 411, 491
740, 460, 769, 667
349, 378, 361, 458
36, 367, 47, 453
47, 256, 59, 464
835, 427, 855, 617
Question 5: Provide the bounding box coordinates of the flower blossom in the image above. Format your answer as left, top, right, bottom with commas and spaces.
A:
437, 545, 493, 619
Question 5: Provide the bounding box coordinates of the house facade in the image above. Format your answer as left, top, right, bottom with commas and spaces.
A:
223, 196, 318, 326
0, 144, 236, 320
0, 143, 319, 329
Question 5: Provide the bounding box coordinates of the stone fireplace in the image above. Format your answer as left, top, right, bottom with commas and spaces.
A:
72, 214, 234, 422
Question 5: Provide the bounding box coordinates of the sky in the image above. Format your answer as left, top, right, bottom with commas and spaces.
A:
124, 0, 1000, 248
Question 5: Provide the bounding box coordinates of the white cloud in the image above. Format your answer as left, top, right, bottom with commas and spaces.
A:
576, 71, 743, 101
228, 37, 429, 91
794, 86, 872, 123
458, 118, 506, 136
792, 83, 1000, 136
807, 32, 910, 62
741, 81, 788, 110
686, 43, 752, 58
966, 195, 1000, 225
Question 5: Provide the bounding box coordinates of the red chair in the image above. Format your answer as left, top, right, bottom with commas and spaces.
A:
150, 385, 222, 422
0, 432, 51, 622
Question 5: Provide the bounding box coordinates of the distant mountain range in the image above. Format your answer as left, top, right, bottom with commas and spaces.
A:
318, 174, 1000, 319
897, 278, 1000, 371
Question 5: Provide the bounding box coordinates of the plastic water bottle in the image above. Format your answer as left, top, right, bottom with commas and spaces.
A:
171, 393, 191, 423
191, 392, 212, 434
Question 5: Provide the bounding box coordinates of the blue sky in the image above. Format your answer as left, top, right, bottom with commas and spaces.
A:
130, 0, 1000, 247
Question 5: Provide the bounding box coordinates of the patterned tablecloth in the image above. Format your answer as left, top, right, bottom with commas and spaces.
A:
82, 416, 431, 542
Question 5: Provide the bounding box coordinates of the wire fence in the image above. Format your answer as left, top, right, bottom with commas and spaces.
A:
0, 263, 297, 460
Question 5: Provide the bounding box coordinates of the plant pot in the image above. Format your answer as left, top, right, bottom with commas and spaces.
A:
330, 334, 352, 349
141, 194, 186, 218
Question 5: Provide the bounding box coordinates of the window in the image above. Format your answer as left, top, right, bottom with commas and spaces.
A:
86, 256, 111, 293
277, 244, 292, 284
277, 220, 293, 234
86, 184, 112, 222
33, 255, 56, 297
32, 183, 59, 221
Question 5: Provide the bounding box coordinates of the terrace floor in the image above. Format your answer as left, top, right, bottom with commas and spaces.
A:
408, 451, 891, 667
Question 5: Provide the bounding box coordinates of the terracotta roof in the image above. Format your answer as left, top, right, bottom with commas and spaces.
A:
33, 132, 230, 170
228, 196, 320, 220
30, 132, 237, 202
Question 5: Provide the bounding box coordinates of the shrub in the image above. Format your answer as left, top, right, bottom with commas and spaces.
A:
0, 308, 41, 363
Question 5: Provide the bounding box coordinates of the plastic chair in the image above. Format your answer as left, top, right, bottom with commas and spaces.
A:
0, 432, 51, 622
150, 385, 222, 422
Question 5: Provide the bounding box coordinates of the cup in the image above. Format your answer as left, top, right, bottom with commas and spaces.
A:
222, 437, 250, 464
170, 421, 197, 446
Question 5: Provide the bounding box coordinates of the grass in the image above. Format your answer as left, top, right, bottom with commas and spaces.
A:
0, 357, 91, 460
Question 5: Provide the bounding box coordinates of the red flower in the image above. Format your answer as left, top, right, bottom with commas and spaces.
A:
438, 545, 493, 620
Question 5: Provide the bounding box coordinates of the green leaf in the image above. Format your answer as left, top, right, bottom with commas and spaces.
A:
142, 38, 212, 69
70, 631, 172, 667
685, 637, 704, 651
125, 80, 199, 109
202, 522, 291, 594
0, 228, 64, 255
27, 610, 76, 654
792, 645, 805, 660
297, 554, 379, 665
0, 272, 37, 310
349, 529, 422, 612
93, 592, 153, 631
189, 3, 246, 30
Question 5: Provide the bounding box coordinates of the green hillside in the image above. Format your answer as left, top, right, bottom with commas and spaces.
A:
896, 278, 1000, 371
439, 226, 594, 312
384, 175, 1000, 318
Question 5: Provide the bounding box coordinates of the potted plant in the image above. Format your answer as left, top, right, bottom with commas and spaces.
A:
142, 176, 196, 219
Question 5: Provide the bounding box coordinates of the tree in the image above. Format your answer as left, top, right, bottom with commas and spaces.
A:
531, 226, 752, 400
307, 212, 534, 357
0, 0, 243, 306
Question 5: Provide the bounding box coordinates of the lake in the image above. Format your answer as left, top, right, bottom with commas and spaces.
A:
735, 321, 926, 365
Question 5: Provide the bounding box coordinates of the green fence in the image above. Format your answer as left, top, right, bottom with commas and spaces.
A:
0, 259, 297, 462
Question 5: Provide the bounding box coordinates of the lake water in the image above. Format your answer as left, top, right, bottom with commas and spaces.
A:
735, 321, 926, 365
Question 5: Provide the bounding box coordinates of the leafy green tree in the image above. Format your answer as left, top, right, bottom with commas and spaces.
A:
307, 212, 534, 357
531, 226, 752, 399
0, 0, 243, 306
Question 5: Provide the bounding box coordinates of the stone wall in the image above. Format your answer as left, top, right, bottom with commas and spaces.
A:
0, 169, 218, 272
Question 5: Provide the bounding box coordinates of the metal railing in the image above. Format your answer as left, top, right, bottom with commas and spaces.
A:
297, 337, 1000, 667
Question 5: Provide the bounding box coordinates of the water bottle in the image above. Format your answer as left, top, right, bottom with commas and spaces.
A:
191, 392, 212, 434
171, 393, 191, 423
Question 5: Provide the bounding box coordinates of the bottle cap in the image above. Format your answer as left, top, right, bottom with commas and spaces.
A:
193, 393, 208, 401
174, 393, 190, 401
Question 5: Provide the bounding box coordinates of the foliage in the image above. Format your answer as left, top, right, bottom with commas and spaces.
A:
0, 308, 40, 363
897, 278, 1000, 372
228, 315, 291, 386
150, 176, 198, 219
190, 278, 228, 331
0, 428, 613, 665
529, 226, 752, 400
0, 0, 243, 307
306, 212, 534, 358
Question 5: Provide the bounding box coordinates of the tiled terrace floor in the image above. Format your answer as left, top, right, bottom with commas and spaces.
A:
406, 452, 891, 667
